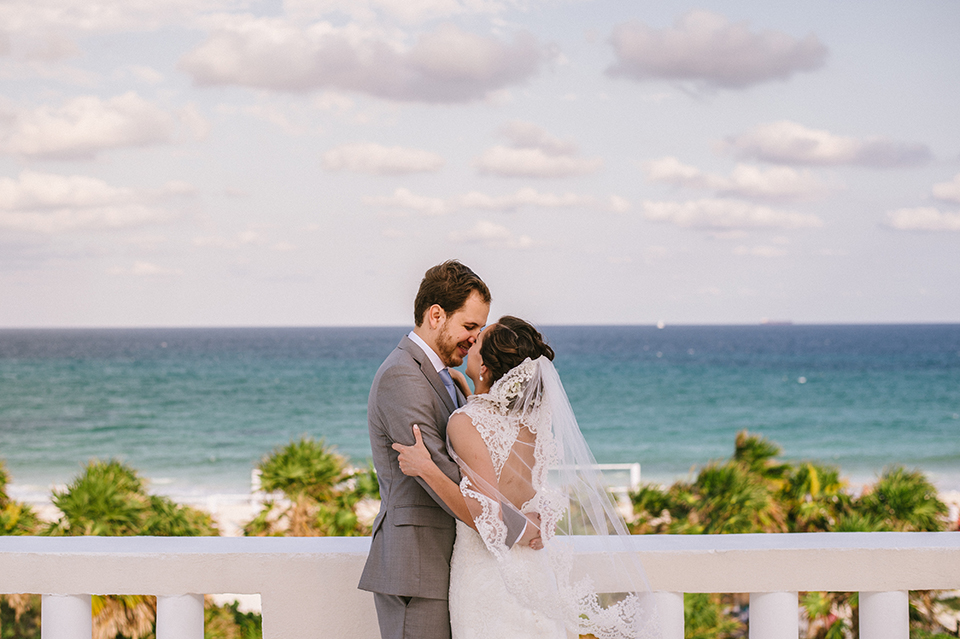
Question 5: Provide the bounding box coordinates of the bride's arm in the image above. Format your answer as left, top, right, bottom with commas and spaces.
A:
392, 424, 477, 529
394, 415, 542, 548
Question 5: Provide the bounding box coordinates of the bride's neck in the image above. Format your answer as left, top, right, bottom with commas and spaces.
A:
473, 378, 492, 395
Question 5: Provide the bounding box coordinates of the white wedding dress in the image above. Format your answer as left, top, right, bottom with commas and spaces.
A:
444, 357, 658, 639
447, 390, 567, 639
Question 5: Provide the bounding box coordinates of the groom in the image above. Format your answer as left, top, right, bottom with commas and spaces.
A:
359, 260, 534, 639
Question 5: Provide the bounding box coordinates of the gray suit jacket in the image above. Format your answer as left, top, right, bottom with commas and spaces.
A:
358, 335, 524, 600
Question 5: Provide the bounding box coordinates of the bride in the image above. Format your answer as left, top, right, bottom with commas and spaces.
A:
393, 316, 659, 639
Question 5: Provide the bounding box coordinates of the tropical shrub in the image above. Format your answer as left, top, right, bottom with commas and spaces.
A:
44, 459, 218, 537
244, 438, 379, 537
0, 460, 39, 535
204, 599, 262, 639
40, 460, 219, 639
629, 431, 955, 638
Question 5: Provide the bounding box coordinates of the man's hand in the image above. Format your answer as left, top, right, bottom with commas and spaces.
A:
519, 512, 542, 550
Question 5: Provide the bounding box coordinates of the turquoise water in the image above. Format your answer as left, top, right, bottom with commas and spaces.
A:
1, 325, 958, 500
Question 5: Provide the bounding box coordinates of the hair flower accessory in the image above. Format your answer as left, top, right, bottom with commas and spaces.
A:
487, 357, 538, 410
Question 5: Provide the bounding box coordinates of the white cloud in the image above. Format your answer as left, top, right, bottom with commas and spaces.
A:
0, 170, 136, 210
116, 64, 166, 84
0, 0, 238, 34
458, 188, 609, 211
642, 156, 833, 201
179, 19, 546, 103
0, 206, 168, 234
108, 261, 184, 276
932, 173, 960, 204
474, 146, 602, 178
322, 142, 445, 174
607, 11, 827, 89
0, 171, 179, 233
0, 92, 203, 159
363, 188, 449, 216
732, 244, 788, 258
281, 0, 504, 24
19, 32, 80, 61
641, 198, 823, 230
474, 121, 602, 178
363, 187, 625, 214
609, 195, 631, 213
884, 207, 960, 232
448, 220, 532, 249
498, 120, 578, 156
192, 230, 265, 248
723, 120, 932, 167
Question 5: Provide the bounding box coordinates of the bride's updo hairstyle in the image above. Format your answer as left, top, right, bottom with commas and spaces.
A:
479, 316, 555, 386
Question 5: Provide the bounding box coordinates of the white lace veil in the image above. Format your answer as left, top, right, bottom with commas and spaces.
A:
448, 355, 661, 639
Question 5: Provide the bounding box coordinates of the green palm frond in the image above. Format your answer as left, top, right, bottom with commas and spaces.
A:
257, 437, 348, 501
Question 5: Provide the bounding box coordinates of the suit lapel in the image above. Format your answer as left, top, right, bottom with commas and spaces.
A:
399, 335, 457, 414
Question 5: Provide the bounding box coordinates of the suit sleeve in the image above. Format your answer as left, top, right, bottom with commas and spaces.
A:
374, 364, 462, 519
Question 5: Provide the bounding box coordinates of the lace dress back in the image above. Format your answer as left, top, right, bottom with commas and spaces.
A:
447, 393, 567, 639
445, 357, 660, 639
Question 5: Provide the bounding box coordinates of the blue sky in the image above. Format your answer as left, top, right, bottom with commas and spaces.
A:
1, 0, 958, 327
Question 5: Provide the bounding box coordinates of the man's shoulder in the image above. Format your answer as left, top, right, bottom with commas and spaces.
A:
373, 338, 428, 388
378, 337, 422, 372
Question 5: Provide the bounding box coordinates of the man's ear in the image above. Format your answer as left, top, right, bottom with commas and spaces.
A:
426, 304, 446, 330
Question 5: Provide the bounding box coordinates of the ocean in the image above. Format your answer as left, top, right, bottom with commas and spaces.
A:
1, 325, 959, 505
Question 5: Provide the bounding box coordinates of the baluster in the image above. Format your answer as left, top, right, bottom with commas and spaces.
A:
749, 591, 798, 639
644, 591, 684, 639
40, 594, 92, 639
859, 591, 908, 639
156, 594, 205, 639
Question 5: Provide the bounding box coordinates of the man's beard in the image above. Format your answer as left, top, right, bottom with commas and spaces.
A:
436, 327, 468, 367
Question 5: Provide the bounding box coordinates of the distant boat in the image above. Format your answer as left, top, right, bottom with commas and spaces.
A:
656, 320, 665, 329
760, 319, 793, 326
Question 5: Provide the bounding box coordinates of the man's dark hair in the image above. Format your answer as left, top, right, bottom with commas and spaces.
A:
414, 260, 491, 327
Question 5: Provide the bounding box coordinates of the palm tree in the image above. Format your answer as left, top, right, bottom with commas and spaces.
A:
257, 437, 348, 503
45, 459, 217, 537
245, 438, 379, 537
857, 466, 948, 532
694, 461, 786, 534
629, 432, 956, 638
732, 431, 788, 484
41, 459, 218, 639
780, 462, 850, 532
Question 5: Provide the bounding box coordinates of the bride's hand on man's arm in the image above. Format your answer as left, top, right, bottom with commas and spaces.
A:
392, 424, 436, 478
393, 424, 478, 528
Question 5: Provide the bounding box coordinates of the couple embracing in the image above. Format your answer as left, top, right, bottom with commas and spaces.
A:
359, 261, 659, 639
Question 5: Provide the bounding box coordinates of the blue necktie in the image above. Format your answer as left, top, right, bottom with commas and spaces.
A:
438, 368, 458, 407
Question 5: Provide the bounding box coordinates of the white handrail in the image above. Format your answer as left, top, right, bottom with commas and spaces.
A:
3, 533, 959, 639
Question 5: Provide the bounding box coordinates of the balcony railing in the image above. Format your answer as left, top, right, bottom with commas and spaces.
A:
2, 532, 959, 639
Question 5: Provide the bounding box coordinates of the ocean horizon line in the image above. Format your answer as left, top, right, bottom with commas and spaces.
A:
2, 321, 960, 332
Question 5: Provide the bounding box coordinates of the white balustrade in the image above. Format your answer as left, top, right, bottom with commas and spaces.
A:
860, 591, 909, 639
2, 533, 958, 639
40, 594, 91, 639
157, 594, 205, 639
748, 592, 798, 639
